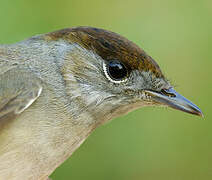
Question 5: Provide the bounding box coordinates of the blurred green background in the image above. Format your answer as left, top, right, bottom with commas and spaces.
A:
0, 0, 211, 179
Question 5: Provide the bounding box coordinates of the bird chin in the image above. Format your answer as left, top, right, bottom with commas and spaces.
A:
108, 100, 152, 120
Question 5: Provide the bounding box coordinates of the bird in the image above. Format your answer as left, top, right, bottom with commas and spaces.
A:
0, 27, 202, 180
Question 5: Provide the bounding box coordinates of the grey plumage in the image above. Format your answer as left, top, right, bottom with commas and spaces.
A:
0, 27, 202, 180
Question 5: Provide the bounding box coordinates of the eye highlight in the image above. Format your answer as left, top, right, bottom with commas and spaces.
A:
103, 60, 128, 83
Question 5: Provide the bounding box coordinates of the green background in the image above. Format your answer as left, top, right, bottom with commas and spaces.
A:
0, 0, 211, 179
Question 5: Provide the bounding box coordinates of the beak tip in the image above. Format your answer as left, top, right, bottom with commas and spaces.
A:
189, 104, 204, 118
196, 110, 204, 118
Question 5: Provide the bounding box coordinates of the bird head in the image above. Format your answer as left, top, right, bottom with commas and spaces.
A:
46, 27, 203, 121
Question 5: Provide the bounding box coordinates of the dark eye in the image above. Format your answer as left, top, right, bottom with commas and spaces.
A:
103, 60, 128, 83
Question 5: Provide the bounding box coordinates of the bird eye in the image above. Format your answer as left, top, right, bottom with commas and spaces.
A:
103, 60, 128, 83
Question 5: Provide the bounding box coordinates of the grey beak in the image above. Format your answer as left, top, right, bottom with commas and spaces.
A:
145, 88, 203, 117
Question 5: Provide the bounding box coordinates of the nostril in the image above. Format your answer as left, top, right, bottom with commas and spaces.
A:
161, 89, 176, 97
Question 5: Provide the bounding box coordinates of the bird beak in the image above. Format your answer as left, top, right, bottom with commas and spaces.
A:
144, 88, 203, 117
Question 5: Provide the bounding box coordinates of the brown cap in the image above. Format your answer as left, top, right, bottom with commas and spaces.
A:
46, 27, 164, 78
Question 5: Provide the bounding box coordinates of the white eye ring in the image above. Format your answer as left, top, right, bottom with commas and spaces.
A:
103, 61, 128, 84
